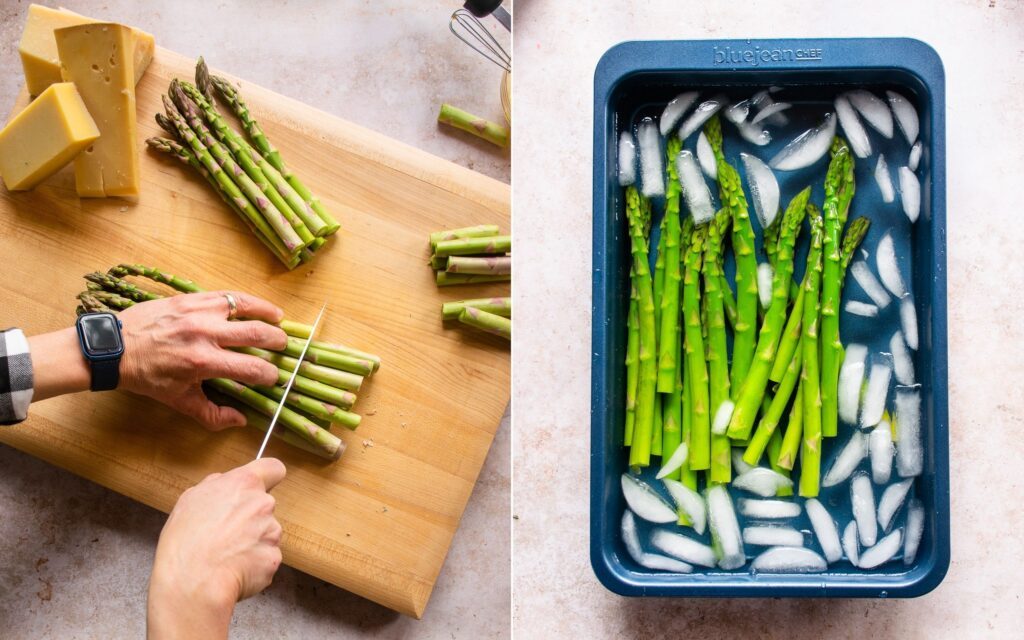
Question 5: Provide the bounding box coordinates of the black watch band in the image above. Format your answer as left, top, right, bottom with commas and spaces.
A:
89, 357, 120, 391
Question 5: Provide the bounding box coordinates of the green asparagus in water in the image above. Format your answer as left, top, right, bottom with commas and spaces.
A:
682, 222, 711, 471
703, 115, 759, 394
726, 187, 810, 440
820, 138, 856, 439
799, 212, 825, 498
657, 137, 684, 393
704, 209, 733, 483
626, 187, 657, 469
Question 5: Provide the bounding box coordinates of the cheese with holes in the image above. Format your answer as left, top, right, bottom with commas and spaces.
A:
0, 83, 100, 191
54, 23, 139, 198
19, 4, 154, 97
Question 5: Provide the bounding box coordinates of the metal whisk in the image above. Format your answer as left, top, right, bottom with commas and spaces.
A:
449, 9, 511, 73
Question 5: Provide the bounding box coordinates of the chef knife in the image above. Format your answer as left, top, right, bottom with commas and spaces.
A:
255, 302, 328, 460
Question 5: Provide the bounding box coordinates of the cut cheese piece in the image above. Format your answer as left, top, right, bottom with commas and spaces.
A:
0, 83, 100, 191
19, 4, 154, 97
54, 23, 139, 198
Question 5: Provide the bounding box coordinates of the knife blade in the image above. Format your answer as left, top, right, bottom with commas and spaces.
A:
255, 302, 328, 460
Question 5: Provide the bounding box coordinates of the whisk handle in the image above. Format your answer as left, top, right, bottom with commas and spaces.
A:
464, 0, 511, 30
463, 0, 503, 17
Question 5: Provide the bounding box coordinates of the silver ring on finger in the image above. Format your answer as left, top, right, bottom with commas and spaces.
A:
224, 293, 238, 321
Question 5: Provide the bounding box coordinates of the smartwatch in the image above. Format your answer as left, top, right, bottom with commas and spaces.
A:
75, 312, 125, 391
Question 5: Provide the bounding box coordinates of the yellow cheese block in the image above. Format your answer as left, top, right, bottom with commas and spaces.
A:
0, 83, 100, 191
54, 23, 139, 198
19, 4, 155, 97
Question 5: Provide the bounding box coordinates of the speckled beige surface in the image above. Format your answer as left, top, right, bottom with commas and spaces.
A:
512, 0, 1024, 637
0, 0, 509, 637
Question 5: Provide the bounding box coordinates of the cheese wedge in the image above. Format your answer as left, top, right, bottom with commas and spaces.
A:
0, 83, 100, 191
19, 4, 154, 97
54, 23, 139, 198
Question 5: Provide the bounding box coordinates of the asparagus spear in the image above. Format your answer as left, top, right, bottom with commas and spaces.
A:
178, 80, 329, 238
441, 297, 512, 320
146, 137, 300, 269
776, 379, 803, 470
704, 210, 732, 483
625, 186, 657, 469
195, 56, 215, 102
656, 137, 684, 393
430, 225, 500, 249
210, 75, 341, 233
652, 217, 667, 344
661, 315, 684, 479
437, 103, 510, 149
624, 278, 639, 446
84, 272, 164, 302
207, 388, 337, 459
169, 84, 310, 250
76, 291, 117, 312
820, 138, 855, 439
720, 275, 738, 330
436, 272, 511, 286
682, 222, 711, 471
743, 328, 803, 466
252, 383, 360, 430
458, 307, 511, 340
704, 115, 758, 392
280, 368, 356, 408
109, 264, 203, 293
652, 394, 663, 457
763, 213, 782, 268
832, 136, 858, 227
446, 256, 512, 275
726, 187, 810, 440
237, 347, 363, 391
277, 325, 382, 370
841, 217, 871, 271
674, 342, 696, 528
207, 378, 343, 459
799, 212, 825, 498
85, 290, 137, 310
434, 235, 511, 257
679, 345, 697, 491
766, 427, 793, 497
282, 337, 374, 377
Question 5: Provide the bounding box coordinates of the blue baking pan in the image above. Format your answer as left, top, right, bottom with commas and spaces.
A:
590, 39, 948, 597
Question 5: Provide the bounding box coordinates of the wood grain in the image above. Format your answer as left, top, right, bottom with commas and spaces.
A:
0, 47, 510, 618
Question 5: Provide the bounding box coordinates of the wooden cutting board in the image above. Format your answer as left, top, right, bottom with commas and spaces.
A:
0, 47, 509, 618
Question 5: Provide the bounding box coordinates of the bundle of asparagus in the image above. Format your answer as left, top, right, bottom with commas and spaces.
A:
442, 297, 511, 340
429, 225, 511, 286
147, 58, 339, 270
75, 264, 380, 461
622, 116, 871, 500
429, 225, 511, 340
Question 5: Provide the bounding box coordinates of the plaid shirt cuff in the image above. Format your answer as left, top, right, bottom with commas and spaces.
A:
0, 328, 34, 425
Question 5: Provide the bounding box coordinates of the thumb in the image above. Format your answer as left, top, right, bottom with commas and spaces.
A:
242, 457, 287, 491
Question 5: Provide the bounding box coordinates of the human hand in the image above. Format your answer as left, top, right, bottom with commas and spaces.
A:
117, 291, 287, 429
147, 458, 286, 639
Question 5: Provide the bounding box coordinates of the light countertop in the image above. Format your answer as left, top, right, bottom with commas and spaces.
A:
0, 1, 510, 637
512, 0, 1024, 637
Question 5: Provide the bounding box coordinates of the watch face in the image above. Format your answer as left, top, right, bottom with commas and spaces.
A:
81, 314, 123, 355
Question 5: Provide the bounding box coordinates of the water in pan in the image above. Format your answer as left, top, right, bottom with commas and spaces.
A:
616, 85, 926, 574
